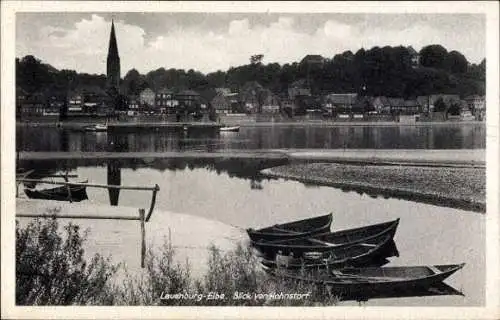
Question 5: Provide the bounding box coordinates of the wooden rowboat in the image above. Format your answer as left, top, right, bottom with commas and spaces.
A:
274, 263, 465, 298
24, 180, 89, 202
219, 126, 240, 132
252, 219, 399, 258
260, 233, 398, 269
246, 213, 333, 242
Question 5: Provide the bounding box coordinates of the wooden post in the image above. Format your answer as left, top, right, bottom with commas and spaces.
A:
64, 172, 72, 203
139, 209, 146, 268
145, 184, 159, 222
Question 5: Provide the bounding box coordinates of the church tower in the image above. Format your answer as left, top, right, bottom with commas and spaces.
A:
106, 19, 120, 91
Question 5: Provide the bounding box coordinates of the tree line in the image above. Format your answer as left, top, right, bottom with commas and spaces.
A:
16, 44, 485, 102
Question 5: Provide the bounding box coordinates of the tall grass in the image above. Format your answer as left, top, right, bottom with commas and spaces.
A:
16, 218, 338, 306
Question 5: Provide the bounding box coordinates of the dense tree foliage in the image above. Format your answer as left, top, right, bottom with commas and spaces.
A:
16, 44, 485, 101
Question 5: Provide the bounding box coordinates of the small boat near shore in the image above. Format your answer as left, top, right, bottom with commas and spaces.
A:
252, 219, 399, 258
219, 126, 240, 132
273, 263, 465, 298
260, 233, 398, 269
24, 180, 89, 202
84, 123, 108, 132
247, 213, 333, 242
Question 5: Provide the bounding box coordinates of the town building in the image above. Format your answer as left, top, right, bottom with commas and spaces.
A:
211, 92, 240, 114
417, 94, 460, 113
19, 91, 45, 116
139, 88, 155, 108
260, 89, 281, 114
67, 91, 84, 115
240, 81, 265, 113
464, 95, 486, 120
177, 89, 201, 112
371, 96, 391, 114
127, 95, 140, 115
155, 88, 178, 114
45, 92, 65, 116
324, 93, 358, 114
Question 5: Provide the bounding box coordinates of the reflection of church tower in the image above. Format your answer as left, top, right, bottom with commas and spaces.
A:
107, 160, 121, 206
106, 20, 121, 92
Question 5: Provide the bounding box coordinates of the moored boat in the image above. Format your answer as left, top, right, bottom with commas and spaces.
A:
84, 123, 107, 132
252, 218, 399, 258
247, 213, 333, 242
24, 180, 89, 202
260, 233, 398, 269
219, 126, 240, 132
272, 263, 465, 298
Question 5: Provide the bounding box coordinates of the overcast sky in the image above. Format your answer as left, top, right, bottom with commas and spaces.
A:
16, 12, 485, 75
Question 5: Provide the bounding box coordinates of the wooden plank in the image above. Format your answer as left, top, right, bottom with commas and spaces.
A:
17, 179, 158, 191
16, 213, 140, 220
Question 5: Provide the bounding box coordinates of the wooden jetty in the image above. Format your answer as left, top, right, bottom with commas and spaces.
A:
16, 177, 159, 268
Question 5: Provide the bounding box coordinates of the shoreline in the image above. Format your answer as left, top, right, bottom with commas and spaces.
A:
18, 149, 485, 167
260, 164, 485, 213
16, 120, 485, 128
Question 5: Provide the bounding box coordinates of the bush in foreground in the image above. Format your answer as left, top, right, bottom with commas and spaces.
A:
16, 218, 338, 306
16, 215, 118, 305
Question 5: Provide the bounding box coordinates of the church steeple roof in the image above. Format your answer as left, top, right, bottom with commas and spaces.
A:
107, 19, 119, 58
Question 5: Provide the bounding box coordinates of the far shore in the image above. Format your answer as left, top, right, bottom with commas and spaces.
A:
16, 119, 485, 128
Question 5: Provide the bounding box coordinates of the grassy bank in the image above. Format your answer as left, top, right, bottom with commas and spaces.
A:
16, 218, 338, 306
261, 163, 485, 213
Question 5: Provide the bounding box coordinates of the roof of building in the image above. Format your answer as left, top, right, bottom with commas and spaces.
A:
403, 99, 418, 107
156, 88, 175, 95
177, 89, 200, 96
373, 96, 390, 105
326, 93, 358, 104
387, 98, 405, 106
140, 88, 155, 95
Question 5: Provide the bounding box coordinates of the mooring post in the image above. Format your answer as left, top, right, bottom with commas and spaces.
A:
145, 184, 160, 222
139, 208, 146, 268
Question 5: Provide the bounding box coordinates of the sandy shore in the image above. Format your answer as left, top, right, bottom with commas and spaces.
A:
18, 149, 485, 167
261, 163, 485, 213
16, 199, 247, 280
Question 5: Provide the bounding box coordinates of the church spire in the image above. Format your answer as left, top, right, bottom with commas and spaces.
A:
107, 19, 121, 91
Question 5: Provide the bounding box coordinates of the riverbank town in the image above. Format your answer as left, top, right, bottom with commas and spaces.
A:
17, 21, 486, 125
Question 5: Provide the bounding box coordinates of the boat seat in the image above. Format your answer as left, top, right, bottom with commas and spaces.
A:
359, 243, 377, 247
427, 265, 441, 275
308, 238, 337, 246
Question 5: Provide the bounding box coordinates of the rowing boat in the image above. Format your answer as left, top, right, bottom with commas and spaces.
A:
273, 263, 465, 298
246, 213, 333, 242
219, 126, 240, 132
252, 219, 399, 258
260, 232, 398, 269
24, 180, 89, 202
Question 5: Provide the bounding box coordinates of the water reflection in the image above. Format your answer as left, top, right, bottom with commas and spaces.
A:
17, 156, 484, 212
107, 160, 121, 206
16, 124, 486, 152
341, 282, 464, 303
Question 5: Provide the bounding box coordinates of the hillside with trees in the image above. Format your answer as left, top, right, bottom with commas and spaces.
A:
16, 44, 485, 101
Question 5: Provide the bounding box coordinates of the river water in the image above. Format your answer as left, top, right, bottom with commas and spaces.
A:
16, 123, 485, 152
16, 123, 486, 306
